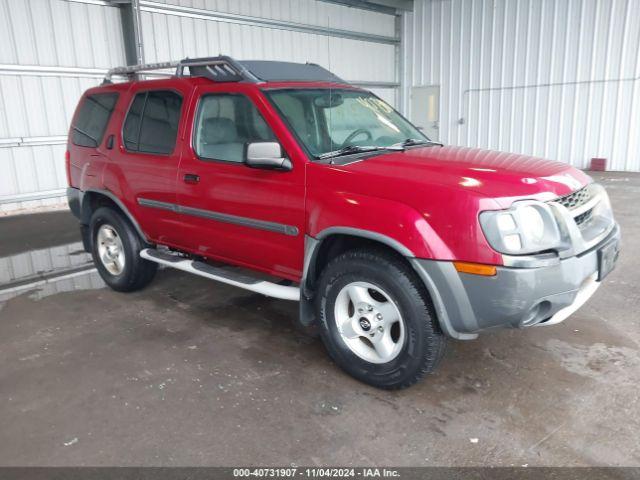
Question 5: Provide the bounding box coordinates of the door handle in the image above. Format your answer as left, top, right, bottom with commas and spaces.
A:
183, 173, 200, 184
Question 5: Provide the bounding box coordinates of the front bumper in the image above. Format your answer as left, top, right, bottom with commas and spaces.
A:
411, 223, 621, 340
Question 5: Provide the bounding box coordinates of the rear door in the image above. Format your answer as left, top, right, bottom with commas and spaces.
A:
175, 84, 306, 281
103, 82, 190, 246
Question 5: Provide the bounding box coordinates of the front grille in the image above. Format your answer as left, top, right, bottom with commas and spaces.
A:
555, 184, 594, 210
551, 184, 597, 228
574, 209, 594, 226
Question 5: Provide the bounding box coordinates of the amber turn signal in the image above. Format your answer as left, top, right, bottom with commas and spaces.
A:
453, 261, 497, 276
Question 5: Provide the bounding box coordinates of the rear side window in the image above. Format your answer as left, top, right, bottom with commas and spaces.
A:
122, 90, 182, 155
71, 93, 119, 147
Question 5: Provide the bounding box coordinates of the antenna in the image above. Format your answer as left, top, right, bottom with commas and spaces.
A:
327, 15, 334, 155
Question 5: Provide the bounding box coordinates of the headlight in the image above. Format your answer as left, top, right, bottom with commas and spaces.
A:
480, 201, 562, 255
519, 206, 545, 243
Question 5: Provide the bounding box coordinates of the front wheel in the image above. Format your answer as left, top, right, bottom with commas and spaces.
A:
316, 248, 446, 389
90, 207, 157, 292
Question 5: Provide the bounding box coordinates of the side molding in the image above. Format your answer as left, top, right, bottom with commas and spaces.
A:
137, 197, 299, 236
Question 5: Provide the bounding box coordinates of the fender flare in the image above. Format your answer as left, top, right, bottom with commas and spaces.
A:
299, 226, 475, 340
314, 227, 415, 257
299, 226, 416, 327
302, 226, 415, 293
81, 188, 150, 243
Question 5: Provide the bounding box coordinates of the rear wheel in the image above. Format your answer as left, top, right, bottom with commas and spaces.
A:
90, 207, 157, 292
316, 248, 446, 389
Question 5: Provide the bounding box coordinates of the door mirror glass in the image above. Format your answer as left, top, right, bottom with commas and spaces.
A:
245, 142, 291, 170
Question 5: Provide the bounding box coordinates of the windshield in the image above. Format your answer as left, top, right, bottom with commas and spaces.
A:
265, 89, 428, 158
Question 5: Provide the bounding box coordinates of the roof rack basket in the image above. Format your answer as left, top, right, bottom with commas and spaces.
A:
103, 56, 259, 84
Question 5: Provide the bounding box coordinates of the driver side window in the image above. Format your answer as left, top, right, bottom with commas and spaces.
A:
194, 93, 276, 163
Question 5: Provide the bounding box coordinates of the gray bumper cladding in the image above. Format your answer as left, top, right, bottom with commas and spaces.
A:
66, 187, 82, 219
411, 224, 620, 339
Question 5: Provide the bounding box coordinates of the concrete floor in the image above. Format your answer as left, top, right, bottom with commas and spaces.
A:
0, 172, 638, 467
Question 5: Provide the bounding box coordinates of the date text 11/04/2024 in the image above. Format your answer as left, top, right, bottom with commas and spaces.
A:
232, 468, 400, 477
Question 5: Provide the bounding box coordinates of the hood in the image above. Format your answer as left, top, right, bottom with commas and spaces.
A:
341, 145, 591, 209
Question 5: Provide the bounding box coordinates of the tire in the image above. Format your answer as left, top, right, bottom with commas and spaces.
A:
90, 206, 157, 292
316, 248, 446, 389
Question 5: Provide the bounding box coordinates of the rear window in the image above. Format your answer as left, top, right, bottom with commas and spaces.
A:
122, 90, 182, 155
71, 93, 119, 147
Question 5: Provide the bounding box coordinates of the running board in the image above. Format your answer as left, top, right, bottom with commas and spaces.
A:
140, 249, 300, 301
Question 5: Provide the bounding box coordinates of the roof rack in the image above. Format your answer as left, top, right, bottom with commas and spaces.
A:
103, 55, 346, 85
103, 56, 260, 84
104, 60, 179, 83
178, 56, 260, 83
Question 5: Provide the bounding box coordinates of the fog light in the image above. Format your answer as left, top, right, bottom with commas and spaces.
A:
522, 301, 551, 327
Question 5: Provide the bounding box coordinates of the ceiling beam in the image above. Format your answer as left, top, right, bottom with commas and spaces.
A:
318, 0, 413, 15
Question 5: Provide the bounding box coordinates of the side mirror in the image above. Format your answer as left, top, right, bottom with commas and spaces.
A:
245, 142, 292, 171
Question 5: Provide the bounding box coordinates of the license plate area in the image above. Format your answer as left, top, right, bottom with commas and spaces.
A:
597, 239, 619, 281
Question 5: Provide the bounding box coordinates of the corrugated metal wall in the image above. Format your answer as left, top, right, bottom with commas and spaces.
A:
138, 0, 399, 103
0, 0, 126, 213
0, 0, 399, 213
402, 0, 640, 171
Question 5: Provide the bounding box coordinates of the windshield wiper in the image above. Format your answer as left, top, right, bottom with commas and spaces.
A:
394, 138, 443, 148
316, 144, 403, 160
316, 145, 379, 160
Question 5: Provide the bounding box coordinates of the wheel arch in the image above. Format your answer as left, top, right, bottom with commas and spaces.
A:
299, 227, 417, 327
299, 227, 474, 340
81, 189, 149, 243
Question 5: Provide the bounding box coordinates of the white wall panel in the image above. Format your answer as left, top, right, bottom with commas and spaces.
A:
0, 0, 124, 68
140, 7, 397, 85
0, 0, 126, 212
0, 144, 69, 214
403, 0, 640, 172
147, 0, 396, 37
0, 75, 100, 138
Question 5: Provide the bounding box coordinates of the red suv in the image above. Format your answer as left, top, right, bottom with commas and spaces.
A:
66, 56, 620, 389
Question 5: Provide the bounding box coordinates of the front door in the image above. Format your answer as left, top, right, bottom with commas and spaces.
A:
410, 86, 440, 141
176, 85, 306, 281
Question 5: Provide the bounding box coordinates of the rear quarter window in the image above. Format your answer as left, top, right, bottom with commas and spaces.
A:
122, 90, 182, 155
71, 93, 119, 147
